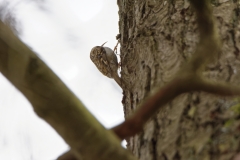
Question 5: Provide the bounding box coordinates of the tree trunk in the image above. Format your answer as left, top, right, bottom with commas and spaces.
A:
118, 0, 240, 159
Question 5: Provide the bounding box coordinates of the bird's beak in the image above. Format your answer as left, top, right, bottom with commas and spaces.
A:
101, 41, 107, 46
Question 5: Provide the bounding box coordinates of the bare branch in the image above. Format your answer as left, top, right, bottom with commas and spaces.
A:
186, 0, 221, 72
0, 20, 137, 160
112, 76, 194, 140
58, 150, 79, 160
196, 79, 240, 96
112, 75, 240, 140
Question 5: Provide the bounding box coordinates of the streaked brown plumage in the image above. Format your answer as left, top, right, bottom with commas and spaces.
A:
90, 44, 121, 87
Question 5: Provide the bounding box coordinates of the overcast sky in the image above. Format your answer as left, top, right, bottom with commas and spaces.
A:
0, 0, 124, 159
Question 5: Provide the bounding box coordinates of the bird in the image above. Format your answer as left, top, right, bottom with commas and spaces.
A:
90, 42, 122, 87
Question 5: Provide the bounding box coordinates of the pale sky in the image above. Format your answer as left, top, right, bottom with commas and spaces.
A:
0, 0, 124, 159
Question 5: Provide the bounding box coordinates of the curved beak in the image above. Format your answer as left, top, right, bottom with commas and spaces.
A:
101, 41, 107, 46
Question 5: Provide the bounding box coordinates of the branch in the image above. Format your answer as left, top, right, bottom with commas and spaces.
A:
0, 21, 137, 160
187, 0, 221, 72
58, 150, 79, 160
196, 79, 240, 96
112, 75, 240, 140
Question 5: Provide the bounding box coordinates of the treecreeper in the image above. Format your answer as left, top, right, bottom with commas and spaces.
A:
90, 42, 122, 87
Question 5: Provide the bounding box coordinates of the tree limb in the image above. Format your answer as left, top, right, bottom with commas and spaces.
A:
0, 21, 137, 160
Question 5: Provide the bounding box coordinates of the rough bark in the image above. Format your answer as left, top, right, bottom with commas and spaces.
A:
118, 0, 240, 160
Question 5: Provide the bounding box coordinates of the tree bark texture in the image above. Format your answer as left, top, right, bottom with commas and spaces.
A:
118, 0, 240, 160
